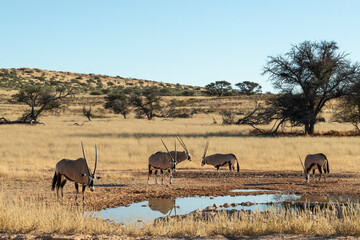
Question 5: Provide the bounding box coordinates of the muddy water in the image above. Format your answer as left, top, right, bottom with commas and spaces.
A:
97, 190, 300, 223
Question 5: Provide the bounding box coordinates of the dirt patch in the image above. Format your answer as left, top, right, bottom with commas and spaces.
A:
2, 169, 360, 211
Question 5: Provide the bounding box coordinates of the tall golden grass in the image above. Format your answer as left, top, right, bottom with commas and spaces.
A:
0, 110, 360, 180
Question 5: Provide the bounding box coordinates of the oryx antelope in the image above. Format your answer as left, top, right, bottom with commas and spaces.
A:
51, 142, 100, 204
147, 139, 177, 185
299, 153, 329, 183
201, 141, 239, 175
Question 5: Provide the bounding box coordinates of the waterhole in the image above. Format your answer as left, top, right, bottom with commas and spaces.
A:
97, 190, 300, 223
97, 190, 360, 223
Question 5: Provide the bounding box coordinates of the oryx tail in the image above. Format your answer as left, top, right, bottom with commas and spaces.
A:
51, 172, 57, 191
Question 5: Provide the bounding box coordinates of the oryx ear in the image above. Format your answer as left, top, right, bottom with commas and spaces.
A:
81, 173, 87, 177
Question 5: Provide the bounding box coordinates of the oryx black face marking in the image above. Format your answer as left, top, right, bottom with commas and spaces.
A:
51, 142, 99, 205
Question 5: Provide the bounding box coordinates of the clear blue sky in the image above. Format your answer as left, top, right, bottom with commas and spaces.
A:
1, 0, 360, 92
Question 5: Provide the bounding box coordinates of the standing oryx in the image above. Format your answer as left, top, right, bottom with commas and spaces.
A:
299, 153, 329, 183
201, 141, 239, 175
147, 139, 177, 185
51, 142, 100, 205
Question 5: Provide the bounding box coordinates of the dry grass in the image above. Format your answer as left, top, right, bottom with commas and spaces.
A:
0, 105, 360, 180
2, 193, 360, 236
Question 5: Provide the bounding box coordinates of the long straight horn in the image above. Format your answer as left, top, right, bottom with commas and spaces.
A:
81, 141, 91, 174
175, 140, 177, 163
298, 154, 305, 171
161, 139, 175, 162
203, 141, 209, 158
81, 141, 87, 161
177, 136, 188, 154
93, 144, 98, 175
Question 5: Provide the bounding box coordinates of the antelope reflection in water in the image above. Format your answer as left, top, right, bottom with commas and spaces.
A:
148, 198, 179, 215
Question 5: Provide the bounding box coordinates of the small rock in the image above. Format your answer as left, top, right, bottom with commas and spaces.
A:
231, 203, 238, 207
213, 204, 219, 208
210, 197, 215, 199
223, 203, 231, 208
205, 206, 216, 211
141, 205, 147, 207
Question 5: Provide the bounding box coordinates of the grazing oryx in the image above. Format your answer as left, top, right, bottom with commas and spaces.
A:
51, 142, 100, 204
147, 139, 177, 185
201, 141, 239, 175
299, 153, 329, 183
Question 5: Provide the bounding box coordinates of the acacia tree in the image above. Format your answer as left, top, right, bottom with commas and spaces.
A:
263, 40, 360, 135
235, 81, 262, 95
11, 84, 73, 124
130, 87, 161, 120
205, 80, 232, 97
332, 80, 360, 131
104, 90, 130, 119
82, 106, 93, 121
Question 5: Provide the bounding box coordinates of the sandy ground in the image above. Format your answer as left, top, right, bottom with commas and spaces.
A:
3, 169, 360, 210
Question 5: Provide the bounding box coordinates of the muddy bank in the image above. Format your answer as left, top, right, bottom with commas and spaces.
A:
2, 169, 360, 211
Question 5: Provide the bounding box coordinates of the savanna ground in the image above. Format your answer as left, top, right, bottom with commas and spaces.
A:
1, 91, 360, 239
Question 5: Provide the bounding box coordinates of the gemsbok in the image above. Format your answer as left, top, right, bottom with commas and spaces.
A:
147, 139, 177, 185
299, 153, 329, 183
201, 141, 239, 175
51, 142, 100, 204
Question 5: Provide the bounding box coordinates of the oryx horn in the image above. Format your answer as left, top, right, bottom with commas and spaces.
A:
81, 141, 92, 174
203, 141, 209, 158
298, 154, 305, 171
174, 140, 177, 163
81, 141, 87, 161
93, 144, 98, 175
176, 136, 188, 154
161, 139, 175, 162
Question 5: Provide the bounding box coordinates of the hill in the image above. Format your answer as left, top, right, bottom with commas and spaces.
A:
0, 68, 203, 96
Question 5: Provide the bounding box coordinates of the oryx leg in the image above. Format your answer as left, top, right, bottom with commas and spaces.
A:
323, 164, 327, 181
217, 166, 220, 177
168, 169, 172, 184
60, 179, 66, 198
312, 169, 316, 182
147, 168, 152, 184
228, 162, 233, 177
317, 164, 323, 182
56, 174, 62, 201
75, 182, 79, 204
154, 170, 158, 184
306, 168, 310, 183
161, 169, 164, 185
82, 185, 86, 205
